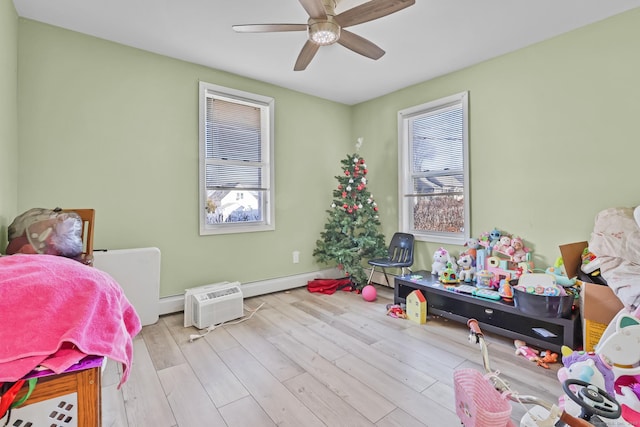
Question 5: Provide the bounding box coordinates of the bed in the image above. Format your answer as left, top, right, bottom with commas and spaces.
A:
0, 253, 141, 426
588, 206, 640, 311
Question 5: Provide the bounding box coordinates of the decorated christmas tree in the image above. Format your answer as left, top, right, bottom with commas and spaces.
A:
313, 139, 387, 289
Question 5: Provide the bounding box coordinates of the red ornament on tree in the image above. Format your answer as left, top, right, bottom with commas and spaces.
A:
342, 191, 347, 198
347, 209, 353, 213
338, 184, 343, 190
345, 170, 350, 176
364, 169, 368, 174
360, 158, 365, 164
374, 206, 379, 211
343, 203, 348, 209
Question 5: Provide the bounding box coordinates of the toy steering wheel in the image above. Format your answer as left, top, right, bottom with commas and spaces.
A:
562, 379, 621, 419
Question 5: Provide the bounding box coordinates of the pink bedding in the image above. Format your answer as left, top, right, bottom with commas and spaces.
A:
0, 254, 141, 387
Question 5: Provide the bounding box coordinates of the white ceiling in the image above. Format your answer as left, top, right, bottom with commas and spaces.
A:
13, 0, 640, 105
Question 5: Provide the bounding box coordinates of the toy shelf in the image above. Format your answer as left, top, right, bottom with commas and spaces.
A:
394, 271, 582, 353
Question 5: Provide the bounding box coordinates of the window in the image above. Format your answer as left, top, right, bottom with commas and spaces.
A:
398, 92, 469, 245
199, 82, 275, 235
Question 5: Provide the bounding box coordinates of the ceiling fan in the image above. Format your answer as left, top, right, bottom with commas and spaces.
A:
232, 0, 415, 71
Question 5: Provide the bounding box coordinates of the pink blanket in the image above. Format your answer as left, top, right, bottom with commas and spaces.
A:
0, 254, 141, 387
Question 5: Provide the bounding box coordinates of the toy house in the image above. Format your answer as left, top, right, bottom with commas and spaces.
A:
407, 289, 427, 325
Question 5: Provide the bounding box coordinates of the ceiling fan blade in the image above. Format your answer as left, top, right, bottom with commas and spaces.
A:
298, 0, 327, 19
294, 40, 320, 71
232, 24, 308, 33
335, 0, 415, 28
337, 29, 385, 60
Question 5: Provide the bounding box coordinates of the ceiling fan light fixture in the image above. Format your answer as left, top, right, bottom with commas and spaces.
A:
233, 0, 416, 70
309, 21, 340, 46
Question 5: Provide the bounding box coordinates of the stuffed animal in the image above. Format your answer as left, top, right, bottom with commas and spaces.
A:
507, 236, 529, 262
492, 235, 512, 256
457, 253, 476, 283
478, 231, 491, 249
431, 247, 451, 276
488, 228, 502, 251
463, 237, 480, 259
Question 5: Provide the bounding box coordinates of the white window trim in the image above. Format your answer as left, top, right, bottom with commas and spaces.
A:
397, 91, 470, 245
198, 81, 275, 235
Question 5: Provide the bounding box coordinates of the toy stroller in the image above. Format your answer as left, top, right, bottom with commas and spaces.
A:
454, 319, 622, 427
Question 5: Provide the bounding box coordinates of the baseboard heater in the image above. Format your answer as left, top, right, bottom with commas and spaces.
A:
184, 281, 243, 329
93, 247, 161, 326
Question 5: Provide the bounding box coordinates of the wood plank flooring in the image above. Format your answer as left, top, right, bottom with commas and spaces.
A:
101, 285, 564, 426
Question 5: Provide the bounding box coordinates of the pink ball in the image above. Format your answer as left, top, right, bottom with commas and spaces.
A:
362, 285, 377, 302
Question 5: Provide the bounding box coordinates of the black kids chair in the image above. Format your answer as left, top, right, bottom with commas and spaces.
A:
367, 232, 415, 286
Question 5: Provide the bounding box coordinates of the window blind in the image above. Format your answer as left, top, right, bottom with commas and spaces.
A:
205, 97, 265, 191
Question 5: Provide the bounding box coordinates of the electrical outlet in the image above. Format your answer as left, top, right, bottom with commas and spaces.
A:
293, 251, 300, 264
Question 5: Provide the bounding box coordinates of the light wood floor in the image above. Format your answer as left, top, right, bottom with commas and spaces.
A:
101, 285, 564, 427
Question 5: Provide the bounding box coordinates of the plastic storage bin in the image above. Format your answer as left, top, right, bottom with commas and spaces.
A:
512, 286, 574, 318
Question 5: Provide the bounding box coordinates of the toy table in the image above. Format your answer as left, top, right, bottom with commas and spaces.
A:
394, 271, 582, 353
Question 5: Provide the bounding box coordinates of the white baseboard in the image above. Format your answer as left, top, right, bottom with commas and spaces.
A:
158, 268, 340, 316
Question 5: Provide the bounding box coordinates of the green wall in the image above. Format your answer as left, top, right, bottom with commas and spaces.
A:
0, 1, 18, 251
16, 20, 352, 297
8, 8, 640, 296
353, 8, 640, 270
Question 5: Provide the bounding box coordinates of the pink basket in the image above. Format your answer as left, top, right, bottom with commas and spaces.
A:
454, 368, 512, 427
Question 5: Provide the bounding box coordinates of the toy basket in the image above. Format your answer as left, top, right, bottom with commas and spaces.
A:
9, 392, 78, 426
454, 368, 512, 427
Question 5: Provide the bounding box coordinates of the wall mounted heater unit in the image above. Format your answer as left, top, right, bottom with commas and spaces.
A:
184, 282, 244, 329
